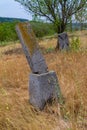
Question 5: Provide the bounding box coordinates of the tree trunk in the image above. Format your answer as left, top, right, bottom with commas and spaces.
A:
80, 22, 83, 31
70, 18, 73, 32
57, 23, 65, 33
56, 23, 66, 50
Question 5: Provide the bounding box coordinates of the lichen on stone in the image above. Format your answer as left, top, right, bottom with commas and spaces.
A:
18, 22, 38, 56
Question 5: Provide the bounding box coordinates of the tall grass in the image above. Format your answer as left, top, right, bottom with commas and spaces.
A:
0, 40, 87, 130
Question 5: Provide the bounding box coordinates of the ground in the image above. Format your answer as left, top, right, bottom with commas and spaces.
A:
0, 31, 87, 130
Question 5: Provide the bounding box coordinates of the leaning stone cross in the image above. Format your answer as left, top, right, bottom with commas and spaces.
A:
16, 22, 63, 110
16, 23, 48, 74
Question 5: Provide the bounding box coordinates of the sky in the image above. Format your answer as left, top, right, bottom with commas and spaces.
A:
0, 0, 32, 20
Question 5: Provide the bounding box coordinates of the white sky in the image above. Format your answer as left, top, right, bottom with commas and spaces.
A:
0, 0, 32, 20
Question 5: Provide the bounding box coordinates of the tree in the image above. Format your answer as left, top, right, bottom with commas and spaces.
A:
15, 0, 86, 32
75, 5, 87, 31
15, 0, 87, 49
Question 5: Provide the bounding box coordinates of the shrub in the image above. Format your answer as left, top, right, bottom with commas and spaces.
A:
70, 37, 80, 51
0, 21, 56, 46
30, 21, 55, 37
0, 21, 18, 43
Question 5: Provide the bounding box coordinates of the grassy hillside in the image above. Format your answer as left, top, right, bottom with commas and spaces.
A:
0, 30, 87, 130
0, 17, 28, 23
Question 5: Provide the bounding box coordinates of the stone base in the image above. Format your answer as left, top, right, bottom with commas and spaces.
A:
29, 71, 62, 110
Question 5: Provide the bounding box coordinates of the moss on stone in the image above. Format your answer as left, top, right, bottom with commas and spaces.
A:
18, 23, 38, 56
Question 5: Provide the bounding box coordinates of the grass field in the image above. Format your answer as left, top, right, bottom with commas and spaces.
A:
0, 31, 87, 130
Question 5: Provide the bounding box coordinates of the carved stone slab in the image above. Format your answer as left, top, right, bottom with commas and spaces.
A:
16, 22, 48, 74
29, 71, 62, 110
58, 32, 69, 50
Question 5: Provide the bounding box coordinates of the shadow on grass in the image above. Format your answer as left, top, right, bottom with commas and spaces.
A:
3, 48, 23, 55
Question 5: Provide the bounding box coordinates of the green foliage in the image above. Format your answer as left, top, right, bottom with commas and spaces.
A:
0, 21, 18, 43
46, 47, 54, 53
0, 41, 16, 47
70, 37, 80, 51
0, 41, 10, 47
30, 21, 55, 37
15, 0, 87, 33
0, 21, 56, 46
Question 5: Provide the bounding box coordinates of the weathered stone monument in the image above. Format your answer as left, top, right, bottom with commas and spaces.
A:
16, 22, 63, 110
58, 32, 69, 50
16, 23, 48, 74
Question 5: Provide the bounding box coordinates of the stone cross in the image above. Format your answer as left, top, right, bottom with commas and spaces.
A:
16, 22, 63, 110
58, 32, 69, 50
16, 22, 48, 74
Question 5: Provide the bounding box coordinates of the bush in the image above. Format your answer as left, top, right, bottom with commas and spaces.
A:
70, 37, 80, 51
0, 21, 55, 40
0, 21, 56, 46
30, 21, 55, 37
0, 21, 18, 42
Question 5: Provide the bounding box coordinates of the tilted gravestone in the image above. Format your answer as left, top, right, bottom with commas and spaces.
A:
58, 32, 69, 50
16, 22, 63, 110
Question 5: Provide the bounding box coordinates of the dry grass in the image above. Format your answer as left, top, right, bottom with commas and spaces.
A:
0, 30, 87, 130
39, 30, 87, 50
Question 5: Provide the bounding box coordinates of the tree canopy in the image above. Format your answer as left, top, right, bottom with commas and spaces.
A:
75, 3, 87, 30
15, 0, 87, 33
